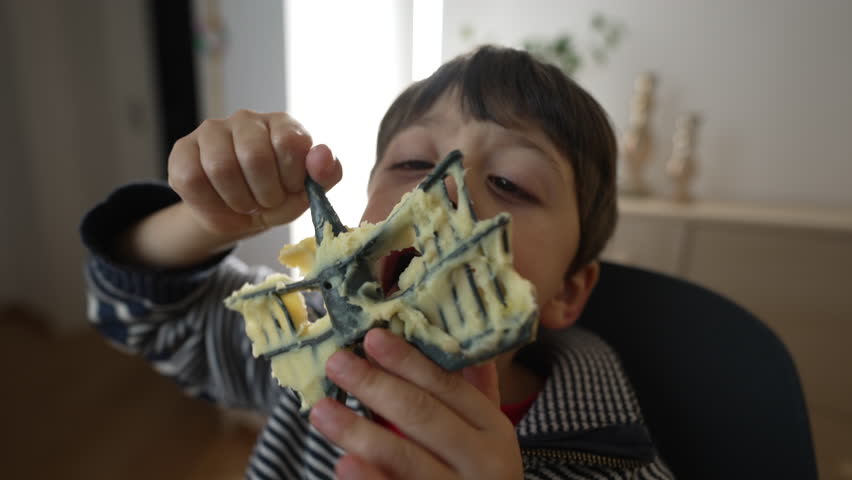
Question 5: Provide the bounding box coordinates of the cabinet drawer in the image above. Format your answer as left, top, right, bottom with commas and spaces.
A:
684, 223, 852, 414
684, 224, 852, 325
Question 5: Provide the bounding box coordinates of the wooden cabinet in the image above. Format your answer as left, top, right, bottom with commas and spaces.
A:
602, 197, 852, 479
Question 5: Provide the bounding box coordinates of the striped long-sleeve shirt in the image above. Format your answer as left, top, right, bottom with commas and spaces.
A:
81, 183, 674, 479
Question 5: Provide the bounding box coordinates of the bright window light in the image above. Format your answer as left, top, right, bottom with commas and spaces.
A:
284, 1, 443, 245
285, 1, 409, 244
412, 0, 444, 80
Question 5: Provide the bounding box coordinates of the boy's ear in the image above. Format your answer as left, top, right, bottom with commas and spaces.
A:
539, 261, 600, 330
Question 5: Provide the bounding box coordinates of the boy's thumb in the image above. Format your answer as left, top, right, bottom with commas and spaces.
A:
462, 361, 501, 407
305, 144, 343, 191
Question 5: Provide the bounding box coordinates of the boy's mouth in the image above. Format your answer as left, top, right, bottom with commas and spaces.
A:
379, 247, 421, 297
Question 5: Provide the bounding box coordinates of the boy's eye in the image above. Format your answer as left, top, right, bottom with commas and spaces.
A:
391, 159, 434, 171
488, 175, 538, 203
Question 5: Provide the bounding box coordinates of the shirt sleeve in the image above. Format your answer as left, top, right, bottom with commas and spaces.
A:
80, 182, 291, 415
523, 456, 675, 480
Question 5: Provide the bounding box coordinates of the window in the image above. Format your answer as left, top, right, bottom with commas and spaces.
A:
284, 0, 443, 242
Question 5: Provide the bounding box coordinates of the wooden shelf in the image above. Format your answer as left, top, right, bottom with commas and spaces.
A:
617, 196, 852, 233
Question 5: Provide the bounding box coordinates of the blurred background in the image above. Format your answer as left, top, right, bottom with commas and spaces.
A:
0, 0, 850, 478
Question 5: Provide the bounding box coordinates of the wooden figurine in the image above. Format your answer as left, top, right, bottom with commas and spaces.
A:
620, 72, 657, 196
665, 113, 700, 203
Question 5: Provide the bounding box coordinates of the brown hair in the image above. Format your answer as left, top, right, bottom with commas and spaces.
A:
374, 45, 617, 275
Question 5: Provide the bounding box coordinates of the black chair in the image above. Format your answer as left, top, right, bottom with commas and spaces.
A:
578, 261, 818, 479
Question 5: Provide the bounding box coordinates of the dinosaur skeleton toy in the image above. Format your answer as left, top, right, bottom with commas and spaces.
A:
225, 150, 538, 411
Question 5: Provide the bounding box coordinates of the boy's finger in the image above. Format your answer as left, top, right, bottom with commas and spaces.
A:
253, 192, 310, 229
197, 120, 259, 214
461, 362, 501, 408
335, 454, 391, 480
230, 115, 285, 209
266, 113, 312, 193
251, 144, 341, 229
309, 398, 453, 480
168, 136, 228, 211
305, 144, 343, 191
360, 329, 503, 430
324, 348, 483, 467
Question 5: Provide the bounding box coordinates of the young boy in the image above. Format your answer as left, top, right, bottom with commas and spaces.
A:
81, 46, 673, 479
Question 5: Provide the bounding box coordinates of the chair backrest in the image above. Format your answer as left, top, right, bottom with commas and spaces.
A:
578, 262, 818, 479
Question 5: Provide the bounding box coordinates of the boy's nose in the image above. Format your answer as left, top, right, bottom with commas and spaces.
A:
443, 175, 460, 210
442, 174, 483, 220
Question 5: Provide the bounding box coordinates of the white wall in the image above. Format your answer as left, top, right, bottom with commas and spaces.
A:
0, 0, 161, 331
2, 0, 287, 329
444, 0, 852, 207
0, 4, 35, 309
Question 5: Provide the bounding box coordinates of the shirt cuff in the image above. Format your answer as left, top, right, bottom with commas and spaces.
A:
80, 181, 233, 304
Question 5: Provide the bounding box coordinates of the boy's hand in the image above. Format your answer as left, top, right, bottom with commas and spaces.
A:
168, 110, 342, 239
310, 329, 524, 480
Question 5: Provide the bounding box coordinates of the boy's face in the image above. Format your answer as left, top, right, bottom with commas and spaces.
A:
363, 93, 583, 327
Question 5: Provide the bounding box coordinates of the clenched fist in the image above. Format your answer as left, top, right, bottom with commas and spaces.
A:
116, 110, 341, 269
168, 109, 342, 239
